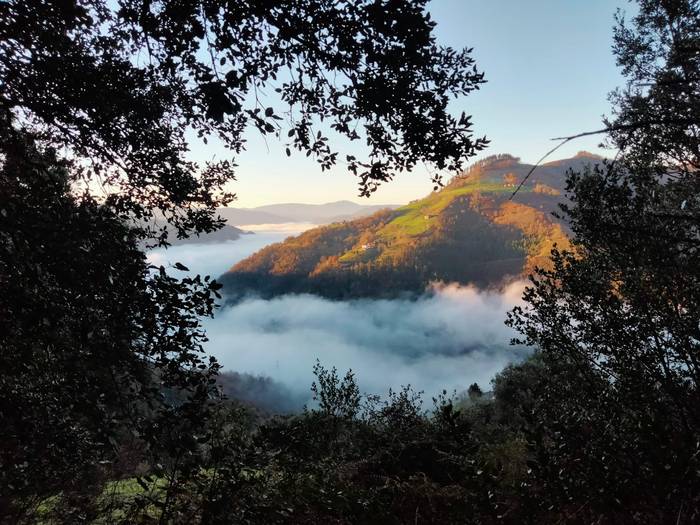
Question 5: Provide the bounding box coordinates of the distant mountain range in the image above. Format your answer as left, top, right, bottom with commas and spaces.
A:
219, 152, 605, 299
168, 201, 397, 245
215, 201, 399, 226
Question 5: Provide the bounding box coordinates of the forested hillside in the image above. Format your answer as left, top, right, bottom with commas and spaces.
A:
220, 153, 596, 299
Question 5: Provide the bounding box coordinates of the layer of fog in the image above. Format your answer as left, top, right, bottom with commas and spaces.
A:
147, 223, 315, 278
205, 282, 529, 408
148, 230, 530, 411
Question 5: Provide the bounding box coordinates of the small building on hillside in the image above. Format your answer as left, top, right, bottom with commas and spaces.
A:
503, 172, 518, 188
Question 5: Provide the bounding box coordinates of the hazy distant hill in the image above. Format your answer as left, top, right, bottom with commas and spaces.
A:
168, 224, 250, 245
219, 153, 604, 299
216, 200, 398, 225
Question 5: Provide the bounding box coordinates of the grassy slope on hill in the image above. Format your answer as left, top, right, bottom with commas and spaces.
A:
220, 154, 599, 299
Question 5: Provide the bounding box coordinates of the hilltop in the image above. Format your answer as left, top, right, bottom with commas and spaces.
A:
219, 153, 604, 299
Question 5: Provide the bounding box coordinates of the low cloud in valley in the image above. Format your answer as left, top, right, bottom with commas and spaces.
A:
149, 233, 531, 411
205, 282, 530, 407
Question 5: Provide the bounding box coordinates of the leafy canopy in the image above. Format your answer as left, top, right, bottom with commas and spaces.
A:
1, 0, 487, 240
508, 0, 700, 518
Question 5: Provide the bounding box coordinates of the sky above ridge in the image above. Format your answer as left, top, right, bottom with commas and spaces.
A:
191, 0, 629, 208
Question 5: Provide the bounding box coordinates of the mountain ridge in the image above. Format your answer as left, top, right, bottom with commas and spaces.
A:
167, 224, 250, 246
216, 200, 399, 226
219, 153, 604, 299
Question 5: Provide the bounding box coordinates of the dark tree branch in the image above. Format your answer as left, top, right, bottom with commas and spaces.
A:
510, 118, 698, 199
508, 137, 573, 200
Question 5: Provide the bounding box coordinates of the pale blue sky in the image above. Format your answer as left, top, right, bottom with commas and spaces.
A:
194, 0, 629, 208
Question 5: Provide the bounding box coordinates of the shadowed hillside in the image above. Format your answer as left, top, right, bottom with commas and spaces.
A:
219, 153, 603, 299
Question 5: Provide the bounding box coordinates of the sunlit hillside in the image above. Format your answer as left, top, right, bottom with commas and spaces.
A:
219, 153, 599, 299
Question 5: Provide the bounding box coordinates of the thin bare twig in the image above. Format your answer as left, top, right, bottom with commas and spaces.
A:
508, 136, 572, 200
510, 117, 698, 199
550, 127, 612, 141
